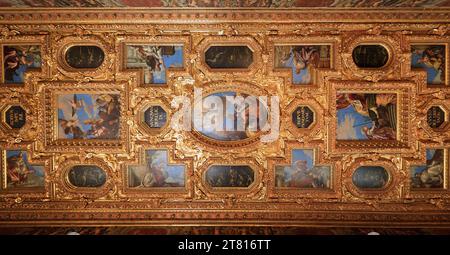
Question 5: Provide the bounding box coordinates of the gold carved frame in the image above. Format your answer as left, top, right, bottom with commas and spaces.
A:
328, 81, 416, 154
118, 35, 190, 87
39, 82, 130, 153
122, 145, 194, 199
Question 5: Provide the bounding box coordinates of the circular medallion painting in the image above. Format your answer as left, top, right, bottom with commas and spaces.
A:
193, 91, 268, 142
65, 45, 105, 69
352, 45, 389, 68
352, 166, 389, 189
68, 165, 107, 188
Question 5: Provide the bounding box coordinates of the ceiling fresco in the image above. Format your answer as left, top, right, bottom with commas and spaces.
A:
0, 0, 449, 8
0, 5, 450, 230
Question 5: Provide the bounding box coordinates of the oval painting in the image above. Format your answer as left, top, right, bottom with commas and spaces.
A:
352, 45, 389, 68
65, 45, 105, 69
194, 91, 268, 141
68, 165, 107, 188
205, 46, 253, 69
352, 166, 389, 189
206, 165, 254, 188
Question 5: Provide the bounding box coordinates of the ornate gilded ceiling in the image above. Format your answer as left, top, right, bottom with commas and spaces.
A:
0, 6, 450, 228
0, 0, 449, 8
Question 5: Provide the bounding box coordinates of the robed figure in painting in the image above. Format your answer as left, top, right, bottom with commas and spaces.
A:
140, 162, 169, 187
275, 45, 330, 84
411, 149, 444, 189
5, 151, 45, 188
411, 45, 446, 85
336, 93, 397, 140
3, 46, 41, 83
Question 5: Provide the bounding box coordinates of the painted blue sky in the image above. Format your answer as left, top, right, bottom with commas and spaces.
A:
195, 91, 256, 141
146, 150, 185, 185
352, 166, 388, 189
411, 52, 438, 84
279, 149, 314, 180
292, 149, 314, 169
337, 104, 373, 140
153, 46, 183, 84
58, 94, 98, 139
426, 149, 436, 160
411, 165, 427, 175
411, 149, 438, 175
281, 52, 310, 84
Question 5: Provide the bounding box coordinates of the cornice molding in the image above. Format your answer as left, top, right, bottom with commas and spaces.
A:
0, 8, 450, 24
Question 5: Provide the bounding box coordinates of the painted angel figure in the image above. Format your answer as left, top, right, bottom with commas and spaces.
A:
279, 46, 321, 84
4, 46, 40, 83
337, 93, 397, 140
134, 45, 164, 72
140, 162, 169, 187
58, 94, 86, 139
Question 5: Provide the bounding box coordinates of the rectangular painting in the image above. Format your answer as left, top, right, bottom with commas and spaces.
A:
57, 93, 120, 139
205, 165, 254, 188
410, 149, 445, 189
275, 149, 331, 189
274, 45, 331, 85
128, 150, 185, 188
3, 45, 41, 84
336, 93, 397, 140
411, 45, 446, 85
126, 45, 183, 84
4, 150, 45, 189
